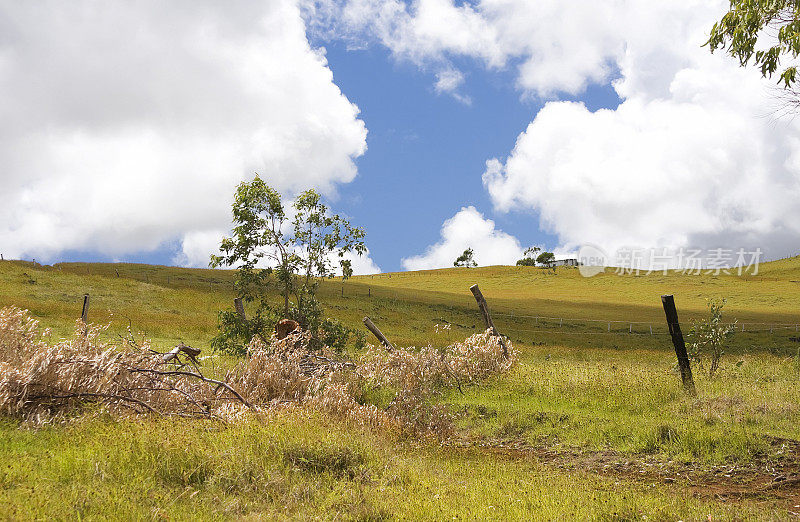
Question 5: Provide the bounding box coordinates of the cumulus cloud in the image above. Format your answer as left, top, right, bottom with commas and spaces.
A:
0, 0, 368, 265
483, 2, 800, 261
306, 0, 626, 96
339, 248, 383, 275
401, 206, 523, 270
175, 228, 381, 275
310, 0, 800, 261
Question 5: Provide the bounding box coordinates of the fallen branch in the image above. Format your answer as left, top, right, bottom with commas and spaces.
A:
127, 367, 253, 409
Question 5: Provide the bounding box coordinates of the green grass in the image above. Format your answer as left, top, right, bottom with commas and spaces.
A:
449, 345, 800, 463
0, 414, 774, 520
3, 257, 800, 517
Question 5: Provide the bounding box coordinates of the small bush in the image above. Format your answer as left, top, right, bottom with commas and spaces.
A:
687, 298, 736, 378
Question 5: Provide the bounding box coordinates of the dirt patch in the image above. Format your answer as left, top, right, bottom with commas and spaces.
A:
447, 436, 800, 510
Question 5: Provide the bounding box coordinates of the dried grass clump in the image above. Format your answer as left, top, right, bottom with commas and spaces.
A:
0, 307, 515, 439
360, 330, 516, 391
358, 331, 517, 436
0, 306, 50, 367
0, 307, 234, 421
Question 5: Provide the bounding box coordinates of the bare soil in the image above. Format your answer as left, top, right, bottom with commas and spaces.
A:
447, 436, 800, 512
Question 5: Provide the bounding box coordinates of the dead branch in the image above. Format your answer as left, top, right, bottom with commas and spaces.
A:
127, 367, 253, 409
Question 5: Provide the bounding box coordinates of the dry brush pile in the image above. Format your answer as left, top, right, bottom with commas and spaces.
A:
0, 306, 516, 436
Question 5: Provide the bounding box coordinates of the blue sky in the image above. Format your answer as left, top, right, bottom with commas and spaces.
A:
323, 42, 622, 271
2, 1, 799, 272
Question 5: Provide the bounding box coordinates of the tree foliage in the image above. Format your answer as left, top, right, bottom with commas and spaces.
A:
454, 248, 477, 268
516, 246, 541, 266
535, 251, 556, 267
707, 0, 800, 92
688, 298, 737, 378
210, 176, 366, 354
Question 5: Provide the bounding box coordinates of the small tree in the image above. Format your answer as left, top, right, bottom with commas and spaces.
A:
536, 251, 555, 267
516, 246, 541, 266
454, 248, 477, 268
210, 176, 366, 354
688, 298, 736, 378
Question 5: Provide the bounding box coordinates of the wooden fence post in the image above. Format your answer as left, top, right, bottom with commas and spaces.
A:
469, 284, 509, 358
470, 284, 497, 334
661, 295, 697, 396
81, 294, 90, 323
363, 316, 395, 351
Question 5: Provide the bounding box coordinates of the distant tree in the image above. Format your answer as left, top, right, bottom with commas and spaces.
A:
454, 248, 477, 268
210, 176, 366, 354
707, 1, 800, 106
536, 251, 556, 267
516, 246, 541, 266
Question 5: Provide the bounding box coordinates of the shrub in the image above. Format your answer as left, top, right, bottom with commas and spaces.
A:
687, 298, 736, 378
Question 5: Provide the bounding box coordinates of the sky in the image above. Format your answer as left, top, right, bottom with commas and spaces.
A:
2, 0, 800, 273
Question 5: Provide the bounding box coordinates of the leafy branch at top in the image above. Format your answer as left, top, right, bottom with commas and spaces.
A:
707, 1, 800, 92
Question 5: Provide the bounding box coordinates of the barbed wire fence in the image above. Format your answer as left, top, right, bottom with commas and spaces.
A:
342, 281, 800, 358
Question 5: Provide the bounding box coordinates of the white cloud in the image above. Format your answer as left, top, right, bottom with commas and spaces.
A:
0, 0, 367, 262
338, 248, 382, 275
174, 229, 228, 269
433, 67, 471, 104
306, 0, 628, 96
401, 206, 523, 270
307, 0, 504, 67
310, 0, 800, 260
174, 227, 381, 275
483, 2, 800, 260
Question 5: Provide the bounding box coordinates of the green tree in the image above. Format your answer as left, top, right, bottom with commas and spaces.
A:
210, 176, 366, 354
707, 1, 800, 94
516, 246, 541, 266
454, 248, 477, 268
536, 251, 556, 267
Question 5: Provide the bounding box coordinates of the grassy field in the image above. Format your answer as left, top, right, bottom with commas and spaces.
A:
2, 258, 800, 519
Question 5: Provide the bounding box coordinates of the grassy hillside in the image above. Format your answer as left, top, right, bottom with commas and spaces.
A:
3, 257, 799, 352
2, 258, 800, 518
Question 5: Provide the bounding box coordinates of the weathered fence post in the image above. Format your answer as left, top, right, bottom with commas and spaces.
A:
233, 297, 246, 321
363, 316, 395, 351
470, 284, 497, 334
469, 284, 509, 358
81, 293, 90, 323
661, 295, 697, 396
